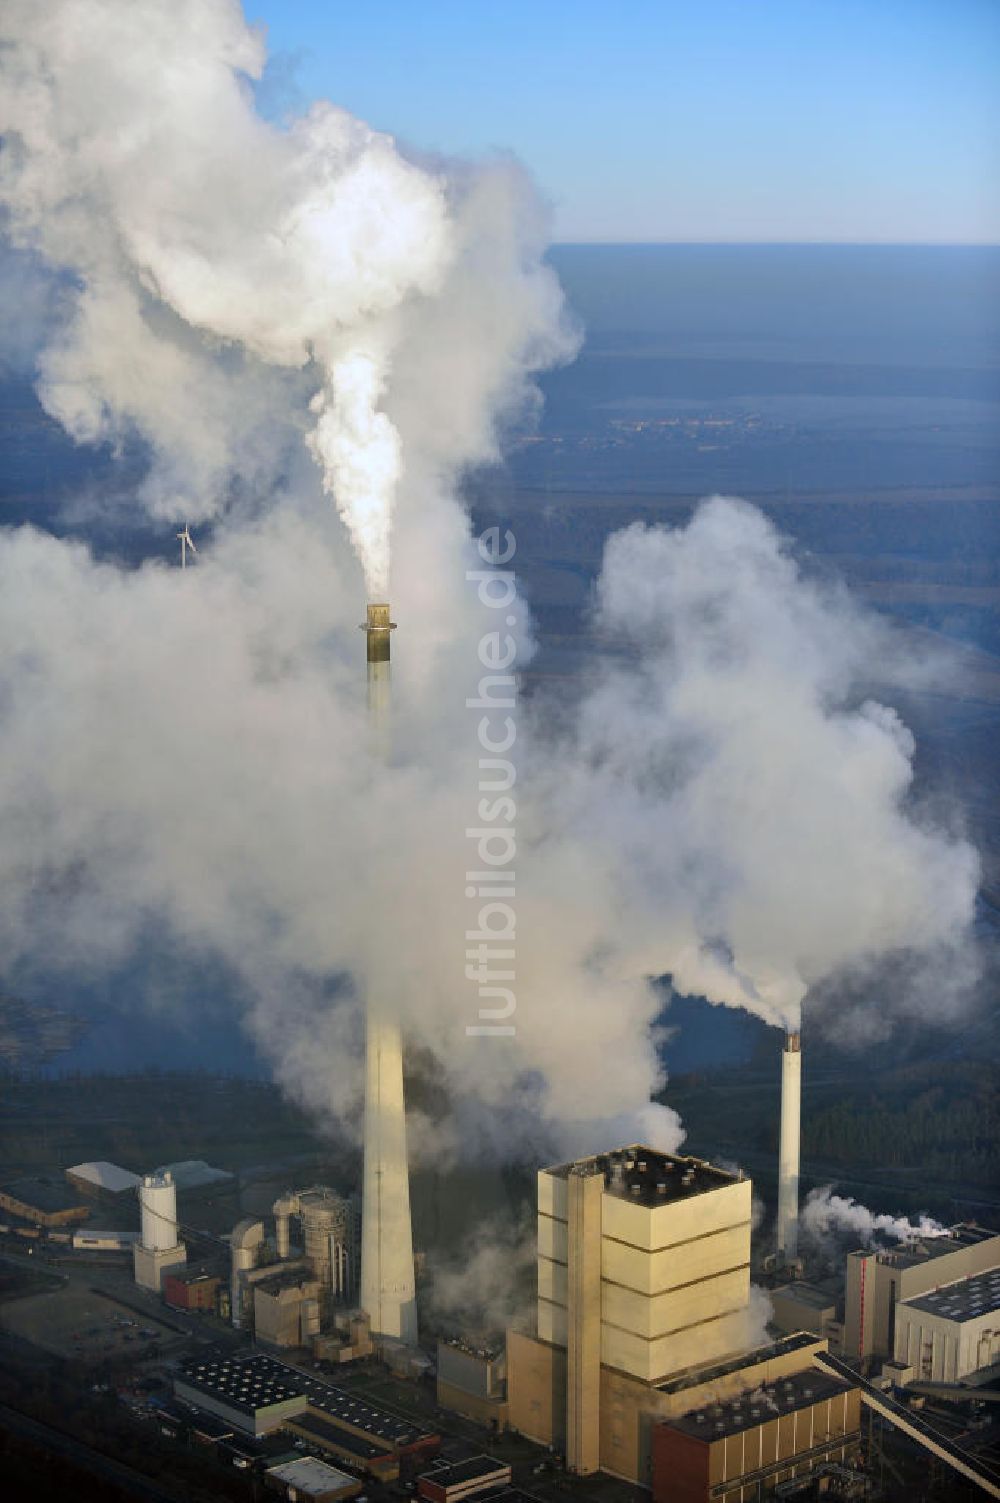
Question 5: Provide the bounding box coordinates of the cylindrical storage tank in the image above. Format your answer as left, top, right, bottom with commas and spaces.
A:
139, 1173, 178, 1252
298, 1188, 351, 1290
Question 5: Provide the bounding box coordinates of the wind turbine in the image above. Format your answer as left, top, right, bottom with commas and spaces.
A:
176, 525, 197, 570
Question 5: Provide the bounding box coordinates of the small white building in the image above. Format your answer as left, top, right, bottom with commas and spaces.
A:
894, 1266, 1000, 1381
73, 1229, 140, 1252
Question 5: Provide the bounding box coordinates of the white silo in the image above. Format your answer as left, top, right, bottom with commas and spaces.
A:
140, 1172, 178, 1251
133, 1171, 186, 1292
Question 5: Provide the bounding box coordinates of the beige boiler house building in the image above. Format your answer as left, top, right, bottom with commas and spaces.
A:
508, 1146, 858, 1492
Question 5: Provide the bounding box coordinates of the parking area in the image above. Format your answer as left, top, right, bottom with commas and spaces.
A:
0, 1267, 180, 1363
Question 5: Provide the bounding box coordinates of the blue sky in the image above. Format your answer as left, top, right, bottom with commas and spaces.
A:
247, 0, 999, 244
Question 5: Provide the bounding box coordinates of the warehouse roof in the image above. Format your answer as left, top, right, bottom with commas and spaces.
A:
154, 1159, 233, 1189
286, 1409, 386, 1462
185, 1350, 435, 1453
547, 1146, 740, 1207
419, 1456, 509, 1487
66, 1161, 141, 1194
267, 1456, 360, 1495
177, 1353, 306, 1415
0, 1176, 90, 1214
266, 1355, 431, 1446
668, 1369, 855, 1440
904, 1267, 1000, 1322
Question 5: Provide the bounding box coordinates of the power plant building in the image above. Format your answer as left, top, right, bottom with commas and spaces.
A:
507, 1145, 861, 1489
843, 1224, 1000, 1364
892, 1266, 1000, 1382
768, 1281, 840, 1343
436, 1339, 508, 1430
254, 1268, 323, 1348
650, 1367, 862, 1503
536, 1148, 753, 1386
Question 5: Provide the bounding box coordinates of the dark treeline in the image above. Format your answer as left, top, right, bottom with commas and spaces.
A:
801, 1061, 998, 1187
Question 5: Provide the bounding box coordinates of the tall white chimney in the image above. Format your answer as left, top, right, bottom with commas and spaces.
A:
359, 603, 418, 1345
777, 1028, 801, 1262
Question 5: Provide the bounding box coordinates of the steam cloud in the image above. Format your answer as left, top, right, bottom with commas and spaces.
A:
0, 0, 569, 596
0, 1, 981, 1164
425, 1216, 536, 1338
802, 1187, 949, 1248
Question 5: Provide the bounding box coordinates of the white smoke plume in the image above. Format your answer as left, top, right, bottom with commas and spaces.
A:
0, 0, 572, 596
801, 1187, 949, 1248
0, 3, 981, 1167
425, 1215, 536, 1338
536, 500, 981, 1031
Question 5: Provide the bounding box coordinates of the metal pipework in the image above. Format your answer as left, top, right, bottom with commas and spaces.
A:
273, 1192, 299, 1260
777, 1028, 802, 1262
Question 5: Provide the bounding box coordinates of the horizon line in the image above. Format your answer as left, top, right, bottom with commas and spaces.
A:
550, 239, 1000, 250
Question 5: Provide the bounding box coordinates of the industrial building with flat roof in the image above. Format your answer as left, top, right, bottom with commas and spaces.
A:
154, 1159, 234, 1191
174, 1352, 309, 1436
417, 1455, 512, 1503
0, 1176, 91, 1227
164, 1268, 222, 1312
72, 1228, 139, 1252
436, 1338, 507, 1430
265, 1455, 362, 1503
175, 1349, 439, 1478
651, 1368, 862, 1503
893, 1266, 1000, 1382
768, 1281, 840, 1342
843, 1223, 1000, 1364
66, 1160, 142, 1197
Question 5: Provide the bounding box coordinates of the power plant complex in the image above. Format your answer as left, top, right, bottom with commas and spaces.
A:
6, 612, 995, 1502
8, 992, 1000, 1499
